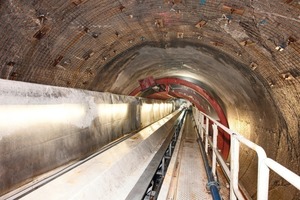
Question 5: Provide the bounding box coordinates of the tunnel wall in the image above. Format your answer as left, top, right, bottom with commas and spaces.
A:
0, 79, 174, 196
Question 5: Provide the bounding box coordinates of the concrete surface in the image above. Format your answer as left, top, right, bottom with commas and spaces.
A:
0, 79, 174, 196
19, 110, 181, 200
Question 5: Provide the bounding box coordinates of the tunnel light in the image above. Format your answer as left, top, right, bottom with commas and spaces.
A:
0, 104, 85, 135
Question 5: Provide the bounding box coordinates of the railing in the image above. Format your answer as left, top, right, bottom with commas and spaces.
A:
193, 109, 300, 200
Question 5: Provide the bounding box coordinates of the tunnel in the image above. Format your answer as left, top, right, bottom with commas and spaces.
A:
0, 0, 299, 199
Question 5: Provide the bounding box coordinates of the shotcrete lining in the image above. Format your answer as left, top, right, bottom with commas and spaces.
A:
0, 0, 299, 198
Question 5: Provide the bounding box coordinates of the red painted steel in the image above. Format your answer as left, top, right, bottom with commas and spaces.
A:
168, 90, 206, 113
138, 76, 156, 90
147, 91, 173, 100
129, 77, 230, 159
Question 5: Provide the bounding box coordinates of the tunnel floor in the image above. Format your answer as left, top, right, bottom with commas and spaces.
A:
173, 113, 211, 200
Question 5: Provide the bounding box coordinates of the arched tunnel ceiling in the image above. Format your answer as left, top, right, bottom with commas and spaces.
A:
1, 0, 299, 90
0, 0, 299, 198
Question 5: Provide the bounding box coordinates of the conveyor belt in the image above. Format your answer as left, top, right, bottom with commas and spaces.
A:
6, 110, 214, 200
14, 110, 182, 200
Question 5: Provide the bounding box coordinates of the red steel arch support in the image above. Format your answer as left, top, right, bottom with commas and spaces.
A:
168, 90, 206, 113
155, 78, 228, 124
130, 86, 141, 96
129, 77, 230, 159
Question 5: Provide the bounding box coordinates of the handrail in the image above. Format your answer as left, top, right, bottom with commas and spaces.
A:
265, 158, 300, 190
193, 109, 300, 200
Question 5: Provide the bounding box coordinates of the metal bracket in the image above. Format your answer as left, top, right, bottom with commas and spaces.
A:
206, 181, 220, 191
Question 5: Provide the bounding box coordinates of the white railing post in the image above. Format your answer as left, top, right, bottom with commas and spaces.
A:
256, 148, 269, 200
198, 112, 201, 138
265, 158, 300, 190
212, 123, 218, 178
197, 118, 200, 136
205, 117, 209, 153
200, 114, 204, 140
230, 134, 240, 200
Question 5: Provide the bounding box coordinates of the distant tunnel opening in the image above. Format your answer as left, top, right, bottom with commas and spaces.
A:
129, 76, 230, 159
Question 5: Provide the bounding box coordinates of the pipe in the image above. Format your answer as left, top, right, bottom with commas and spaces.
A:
194, 123, 221, 200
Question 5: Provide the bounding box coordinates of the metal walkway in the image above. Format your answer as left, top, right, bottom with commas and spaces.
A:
158, 113, 212, 200
175, 113, 211, 200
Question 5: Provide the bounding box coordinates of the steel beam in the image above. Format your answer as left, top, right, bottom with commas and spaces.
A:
129, 77, 230, 159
